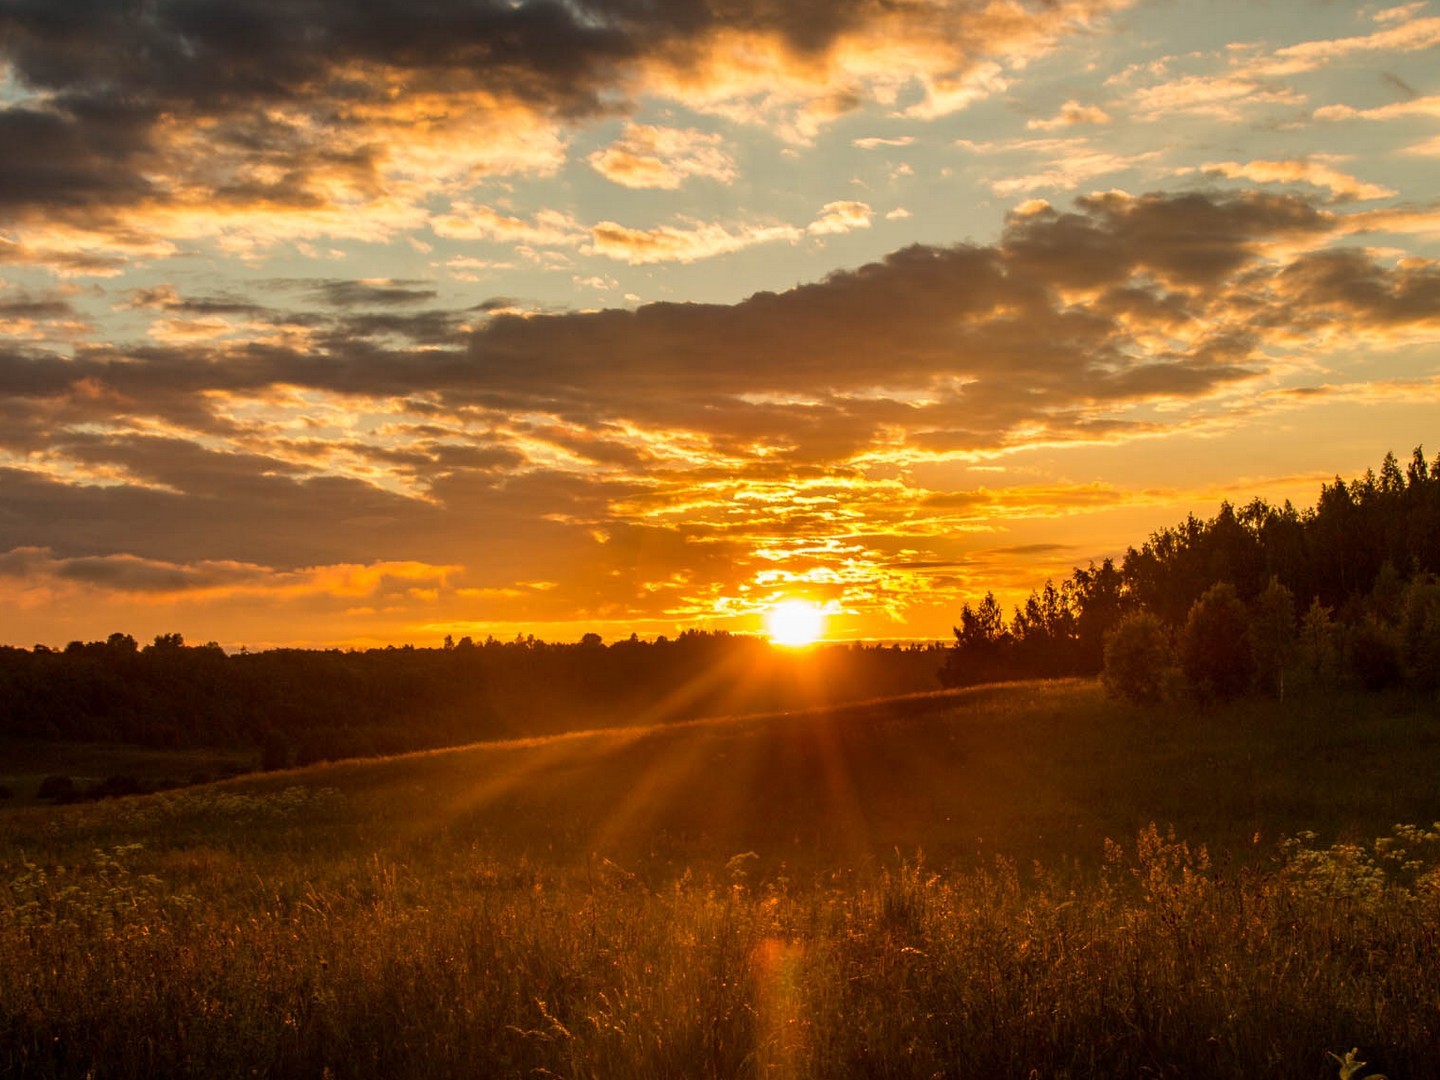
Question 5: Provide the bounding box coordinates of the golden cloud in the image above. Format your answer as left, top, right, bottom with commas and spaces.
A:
1027, 100, 1113, 131
807, 201, 875, 235
587, 124, 737, 189
1201, 158, 1396, 203
587, 218, 803, 264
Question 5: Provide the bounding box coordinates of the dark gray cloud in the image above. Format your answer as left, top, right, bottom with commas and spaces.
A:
0, 292, 76, 320
0, 547, 239, 593
1, 0, 631, 115
329, 310, 468, 346
0, 100, 158, 215
1269, 248, 1440, 327
0, 464, 428, 567
1, 0, 934, 117
1380, 71, 1419, 101
1002, 191, 1333, 288
125, 286, 270, 317
123, 282, 465, 343
0, 0, 623, 220
985, 544, 1079, 556
304, 280, 440, 308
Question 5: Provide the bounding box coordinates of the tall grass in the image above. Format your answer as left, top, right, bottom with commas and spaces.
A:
4, 811, 1437, 1076
3, 681, 1438, 1077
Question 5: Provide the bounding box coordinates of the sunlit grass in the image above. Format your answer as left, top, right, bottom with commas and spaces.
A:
4, 822, 1436, 1078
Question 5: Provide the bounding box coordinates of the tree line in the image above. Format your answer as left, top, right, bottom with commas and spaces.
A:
941, 447, 1440, 702
0, 630, 947, 764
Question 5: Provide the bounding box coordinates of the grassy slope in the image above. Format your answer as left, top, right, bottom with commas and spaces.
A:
3, 679, 1439, 1078
23, 677, 1425, 874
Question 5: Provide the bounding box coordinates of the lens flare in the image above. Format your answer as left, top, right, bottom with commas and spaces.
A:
765, 600, 826, 646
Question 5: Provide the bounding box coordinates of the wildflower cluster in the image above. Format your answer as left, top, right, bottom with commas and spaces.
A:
1280, 823, 1440, 905
2, 843, 192, 933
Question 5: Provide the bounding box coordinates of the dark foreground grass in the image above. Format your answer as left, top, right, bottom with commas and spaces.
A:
3, 680, 1439, 1078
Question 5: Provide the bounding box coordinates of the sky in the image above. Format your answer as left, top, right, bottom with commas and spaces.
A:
1, 0, 1438, 650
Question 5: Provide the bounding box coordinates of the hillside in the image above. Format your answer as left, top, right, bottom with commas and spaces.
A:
12, 678, 1438, 875
5, 681, 1440, 1079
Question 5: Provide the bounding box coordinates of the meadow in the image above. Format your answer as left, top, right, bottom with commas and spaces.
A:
3, 679, 1439, 1078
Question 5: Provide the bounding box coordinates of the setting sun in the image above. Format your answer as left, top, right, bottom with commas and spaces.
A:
765, 600, 826, 647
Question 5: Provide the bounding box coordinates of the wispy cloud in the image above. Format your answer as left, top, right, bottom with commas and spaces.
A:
1199, 158, 1397, 202
1027, 100, 1113, 131
807, 201, 874, 236
588, 124, 737, 189
587, 217, 803, 264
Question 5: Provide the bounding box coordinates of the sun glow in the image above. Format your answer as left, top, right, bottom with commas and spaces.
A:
765, 600, 826, 647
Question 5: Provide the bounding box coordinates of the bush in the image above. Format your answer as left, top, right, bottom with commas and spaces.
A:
1180, 582, 1255, 703
36, 775, 77, 802
1347, 617, 1404, 691
1250, 578, 1296, 698
1102, 611, 1175, 705
1401, 577, 1440, 691
1293, 599, 1342, 693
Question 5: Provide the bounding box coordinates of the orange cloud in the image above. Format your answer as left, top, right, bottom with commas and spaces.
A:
1200, 158, 1396, 202
1027, 100, 1113, 131
587, 124, 737, 189
587, 218, 803, 264
807, 201, 874, 236
428, 203, 586, 247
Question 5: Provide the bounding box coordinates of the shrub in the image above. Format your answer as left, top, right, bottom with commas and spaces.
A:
36, 775, 77, 802
1250, 578, 1296, 698
1102, 610, 1174, 705
1294, 599, 1342, 692
1179, 582, 1255, 703
1400, 577, 1440, 692
1347, 617, 1404, 691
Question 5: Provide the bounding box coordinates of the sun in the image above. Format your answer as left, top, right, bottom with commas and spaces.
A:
765, 600, 827, 647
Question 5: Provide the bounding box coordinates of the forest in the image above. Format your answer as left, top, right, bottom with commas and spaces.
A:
0, 629, 946, 767
942, 446, 1440, 700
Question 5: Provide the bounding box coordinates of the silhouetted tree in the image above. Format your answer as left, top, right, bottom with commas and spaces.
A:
946, 445, 1440, 694
1346, 617, 1404, 691
1399, 577, 1440, 692
1294, 599, 1342, 693
1250, 578, 1297, 699
940, 592, 1013, 686
1180, 583, 1255, 703
1102, 612, 1175, 706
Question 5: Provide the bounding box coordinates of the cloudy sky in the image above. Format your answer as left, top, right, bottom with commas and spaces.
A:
1, 0, 1438, 648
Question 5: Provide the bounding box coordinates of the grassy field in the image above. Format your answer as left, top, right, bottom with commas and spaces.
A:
3, 679, 1439, 1077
